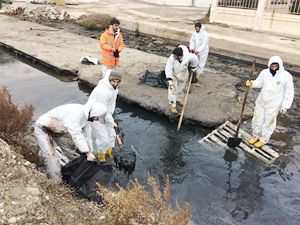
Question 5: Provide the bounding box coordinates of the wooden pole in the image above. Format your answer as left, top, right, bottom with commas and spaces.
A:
177, 72, 194, 132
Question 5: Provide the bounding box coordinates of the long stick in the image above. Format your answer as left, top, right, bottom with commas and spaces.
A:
235, 60, 256, 137
177, 71, 194, 132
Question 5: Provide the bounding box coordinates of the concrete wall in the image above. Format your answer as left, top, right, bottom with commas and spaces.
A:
263, 12, 300, 36
210, 0, 300, 37
141, 0, 211, 7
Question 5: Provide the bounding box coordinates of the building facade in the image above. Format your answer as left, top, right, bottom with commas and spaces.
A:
210, 0, 300, 36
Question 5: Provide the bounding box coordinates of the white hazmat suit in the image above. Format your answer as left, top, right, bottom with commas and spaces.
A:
165, 45, 198, 107
251, 56, 294, 143
34, 101, 107, 181
189, 26, 209, 74
88, 70, 119, 154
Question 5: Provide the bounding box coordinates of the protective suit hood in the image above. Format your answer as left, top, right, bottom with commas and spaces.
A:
90, 102, 107, 118
178, 45, 189, 57
200, 25, 205, 32
84, 100, 106, 118
268, 56, 284, 72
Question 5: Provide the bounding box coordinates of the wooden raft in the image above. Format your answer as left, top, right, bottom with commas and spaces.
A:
198, 121, 280, 164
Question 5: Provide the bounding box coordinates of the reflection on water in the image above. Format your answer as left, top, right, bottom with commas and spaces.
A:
1, 48, 300, 225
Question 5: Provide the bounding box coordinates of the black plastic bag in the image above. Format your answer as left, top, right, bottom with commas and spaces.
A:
138, 70, 169, 88
62, 154, 113, 196
113, 146, 136, 176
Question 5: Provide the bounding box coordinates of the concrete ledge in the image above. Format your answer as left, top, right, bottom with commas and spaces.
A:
0, 15, 249, 128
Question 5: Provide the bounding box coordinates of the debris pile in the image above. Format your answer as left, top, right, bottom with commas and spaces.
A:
5, 6, 75, 22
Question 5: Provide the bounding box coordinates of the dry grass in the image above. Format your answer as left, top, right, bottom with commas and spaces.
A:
101, 176, 191, 225
76, 13, 113, 30
0, 86, 38, 163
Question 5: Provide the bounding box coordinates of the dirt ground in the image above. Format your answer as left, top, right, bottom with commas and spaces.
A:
0, 138, 111, 225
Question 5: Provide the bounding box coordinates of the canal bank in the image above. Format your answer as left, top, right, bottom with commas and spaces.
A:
0, 14, 253, 128
2, 0, 300, 70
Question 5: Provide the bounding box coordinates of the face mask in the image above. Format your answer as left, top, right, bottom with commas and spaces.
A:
269, 63, 279, 76
269, 68, 277, 75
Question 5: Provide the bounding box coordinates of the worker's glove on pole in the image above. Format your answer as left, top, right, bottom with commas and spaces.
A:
280, 108, 287, 115
86, 152, 96, 161
245, 80, 253, 87
168, 80, 175, 91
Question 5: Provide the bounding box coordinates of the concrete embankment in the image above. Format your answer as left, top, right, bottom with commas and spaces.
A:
0, 15, 253, 127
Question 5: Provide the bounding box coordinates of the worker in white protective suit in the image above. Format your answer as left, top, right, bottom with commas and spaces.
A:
246, 56, 294, 148
34, 101, 107, 182
189, 22, 209, 78
88, 70, 121, 162
165, 45, 198, 113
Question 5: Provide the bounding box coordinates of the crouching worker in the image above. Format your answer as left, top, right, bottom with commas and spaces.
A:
34, 101, 107, 183
88, 70, 122, 162
165, 45, 198, 113
246, 56, 294, 148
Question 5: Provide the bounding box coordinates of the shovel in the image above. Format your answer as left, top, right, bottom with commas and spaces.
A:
227, 60, 256, 148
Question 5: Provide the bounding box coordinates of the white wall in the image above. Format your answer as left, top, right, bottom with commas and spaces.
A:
141, 0, 211, 7
210, 0, 300, 36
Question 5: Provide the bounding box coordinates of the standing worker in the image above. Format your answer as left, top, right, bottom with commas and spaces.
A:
100, 18, 125, 77
88, 70, 122, 162
34, 101, 107, 182
246, 56, 294, 148
189, 22, 209, 78
165, 45, 198, 114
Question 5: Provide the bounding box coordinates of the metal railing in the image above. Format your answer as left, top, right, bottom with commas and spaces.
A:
218, 0, 259, 9
266, 0, 300, 14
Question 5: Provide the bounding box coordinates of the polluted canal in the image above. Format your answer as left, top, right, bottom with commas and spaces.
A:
0, 48, 300, 225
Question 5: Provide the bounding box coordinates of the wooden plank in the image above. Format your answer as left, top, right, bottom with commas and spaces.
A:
209, 134, 229, 149
198, 120, 280, 164
214, 129, 244, 152
224, 121, 279, 157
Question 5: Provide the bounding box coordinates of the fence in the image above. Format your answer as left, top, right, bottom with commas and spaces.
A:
217, 0, 300, 14
218, 0, 259, 9
266, 0, 300, 14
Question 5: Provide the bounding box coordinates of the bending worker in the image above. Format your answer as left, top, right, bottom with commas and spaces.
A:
100, 18, 124, 77
189, 22, 209, 78
88, 70, 122, 162
34, 101, 107, 182
246, 56, 294, 148
165, 45, 198, 113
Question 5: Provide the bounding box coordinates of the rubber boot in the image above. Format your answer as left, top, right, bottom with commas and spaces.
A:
105, 147, 113, 159
254, 140, 265, 148
248, 137, 259, 145
170, 105, 178, 114
98, 152, 106, 162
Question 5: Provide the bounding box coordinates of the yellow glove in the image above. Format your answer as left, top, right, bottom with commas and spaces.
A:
246, 80, 253, 87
